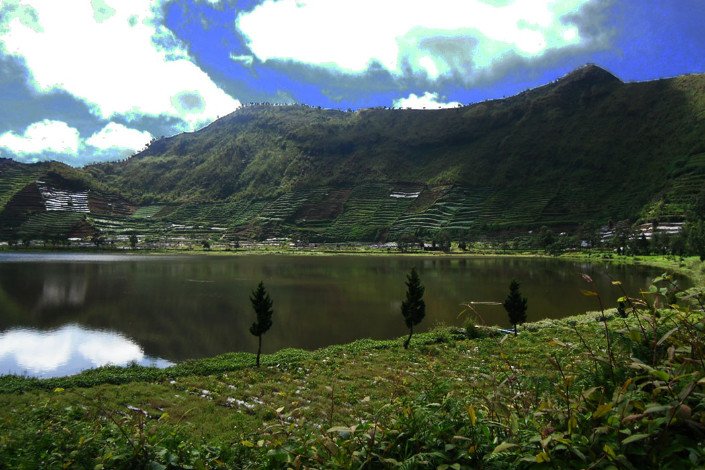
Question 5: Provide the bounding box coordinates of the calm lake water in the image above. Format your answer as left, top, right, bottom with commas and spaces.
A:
0, 252, 684, 377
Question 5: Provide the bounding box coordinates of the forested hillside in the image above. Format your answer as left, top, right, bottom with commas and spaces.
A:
2, 65, 705, 243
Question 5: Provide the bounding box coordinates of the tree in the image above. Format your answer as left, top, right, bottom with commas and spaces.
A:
635, 233, 649, 255
434, 230, 451, 252
91, 234, 105, 248
503, 280, 528, 335
249, 281, 273, 367
129, 233, 138, 250
692, 189, 705, 219
397, 233, 418, 252
537, 226, 555, 250
401, 268, 425, 349
685, 220, 705, 261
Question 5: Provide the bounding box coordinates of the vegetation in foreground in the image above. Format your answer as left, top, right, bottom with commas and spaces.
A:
0, 260, 704, 468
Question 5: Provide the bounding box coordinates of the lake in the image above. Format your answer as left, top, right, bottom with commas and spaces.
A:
0, 252, 682, 377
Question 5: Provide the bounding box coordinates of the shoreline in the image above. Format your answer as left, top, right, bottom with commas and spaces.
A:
1, 254, 701, 392
2, 244, 701, 277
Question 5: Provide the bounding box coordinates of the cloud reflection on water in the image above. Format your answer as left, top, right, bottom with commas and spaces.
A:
0, 324, 171, 378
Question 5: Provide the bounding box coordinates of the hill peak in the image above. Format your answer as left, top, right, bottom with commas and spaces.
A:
558, 64, 622, 86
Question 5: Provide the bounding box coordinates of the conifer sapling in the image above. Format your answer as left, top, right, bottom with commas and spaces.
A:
401, 267, 425, 349
503, 280, 527, 335
249, 281, 273, 367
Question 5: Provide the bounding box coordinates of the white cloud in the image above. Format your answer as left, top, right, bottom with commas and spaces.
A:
236, 0, 593, 81
78, 333, 145, 367
0, 119, 155, 163
393, 92, 461, 109
0, 325, 145, 375
0, 0, 240, 131
86, 122, 152, 153
0, 119, 81, 156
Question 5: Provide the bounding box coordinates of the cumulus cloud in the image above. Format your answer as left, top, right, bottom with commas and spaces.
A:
0, 0, 240, 131
86, 122, 153, 153
236, 0, 602, 82
0, 119, 81, 156
393, 92, 461, 109
0, 119, 152, 163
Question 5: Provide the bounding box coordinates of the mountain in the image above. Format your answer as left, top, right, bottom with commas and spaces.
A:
2, 64, 705, 243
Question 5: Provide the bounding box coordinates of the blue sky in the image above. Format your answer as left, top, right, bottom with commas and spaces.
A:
0, 0, 704, 166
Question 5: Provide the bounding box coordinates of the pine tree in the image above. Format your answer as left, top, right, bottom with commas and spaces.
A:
503, 280, 528, 335
249, 281, 273, 367
401, 267, 425, 349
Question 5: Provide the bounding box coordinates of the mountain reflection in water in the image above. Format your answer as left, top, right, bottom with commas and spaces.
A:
0, 325, 171, 378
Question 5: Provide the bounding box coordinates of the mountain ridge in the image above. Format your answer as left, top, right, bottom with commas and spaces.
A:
2, 65, 705, 243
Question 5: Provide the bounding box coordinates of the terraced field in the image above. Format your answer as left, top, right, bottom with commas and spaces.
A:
258, 188, 328, 222
294, 189, 352, 233
540, 185, 602, 226
654, 152, 705, 219
327, 184, 414, 240
3, 171, 699, 244
130, 205, 165, 219
478, 185, 557, 228
0, 164, 40, 213
388, 186, 492, 237
17, 212, 88, 240
165, 200, 266, 227
444, 187, 494, 230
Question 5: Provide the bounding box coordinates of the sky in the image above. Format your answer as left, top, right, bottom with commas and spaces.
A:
0, 0, 704, 166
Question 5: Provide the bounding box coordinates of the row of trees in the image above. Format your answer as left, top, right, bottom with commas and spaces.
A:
247, 270, 528, 365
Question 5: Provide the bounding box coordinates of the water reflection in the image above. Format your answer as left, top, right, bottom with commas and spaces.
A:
0, 325, 171, 378
38, 272, 88, 308
0, 253, 686, 376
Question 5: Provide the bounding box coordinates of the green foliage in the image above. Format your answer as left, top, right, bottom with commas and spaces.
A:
493, 274, 705, 468
464, 318, 482, 339
249, 281, 274, 367
249, 281, 273, 337
128, 233, 138, 249
264, 382, 494, 468
401, 267, 426, 349
685, 219, 705, 260
503, 280, 528, 335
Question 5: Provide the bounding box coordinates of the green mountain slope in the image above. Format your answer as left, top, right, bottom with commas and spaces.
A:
2, 65, 705, 242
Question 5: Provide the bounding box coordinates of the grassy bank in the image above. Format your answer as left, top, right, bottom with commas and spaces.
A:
0, 258, 703, 468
